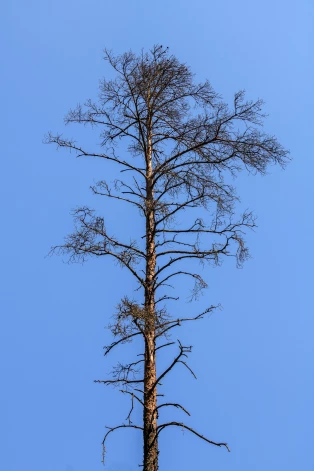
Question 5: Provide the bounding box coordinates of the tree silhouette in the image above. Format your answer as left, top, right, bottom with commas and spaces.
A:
46, 45, 289, 471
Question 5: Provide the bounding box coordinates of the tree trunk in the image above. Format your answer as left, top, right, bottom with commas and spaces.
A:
143, 129, 158, 471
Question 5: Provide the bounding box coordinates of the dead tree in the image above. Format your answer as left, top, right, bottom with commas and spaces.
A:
46, 45, 289, 471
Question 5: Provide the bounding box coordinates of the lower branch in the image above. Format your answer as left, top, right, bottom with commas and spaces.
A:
102, 424, 144, 464
157, 422, 230, 452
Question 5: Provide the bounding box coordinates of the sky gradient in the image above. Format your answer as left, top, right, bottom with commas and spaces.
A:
2, 1, 314, 470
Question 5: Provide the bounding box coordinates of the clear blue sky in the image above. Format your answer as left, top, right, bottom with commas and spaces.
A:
2, 1, 313, 470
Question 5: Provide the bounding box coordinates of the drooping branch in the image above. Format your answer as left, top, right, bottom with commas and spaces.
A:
156, 403, 191, 417
102, 424, 144, 464
157, 422, 230, 452
155, 271, 208, 293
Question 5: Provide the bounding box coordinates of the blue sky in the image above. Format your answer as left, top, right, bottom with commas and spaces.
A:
2, 1, 313, 470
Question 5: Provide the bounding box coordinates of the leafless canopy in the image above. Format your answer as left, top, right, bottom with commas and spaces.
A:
46, 45, 289, 471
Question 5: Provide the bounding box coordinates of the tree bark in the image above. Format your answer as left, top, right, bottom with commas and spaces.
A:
143, 125, 158, 471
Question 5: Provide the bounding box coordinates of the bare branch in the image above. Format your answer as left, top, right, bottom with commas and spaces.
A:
94, 378, 144, 386
156, 403, 191, 417
120, 389, 144, 406
103, 332, 142, 356
90, 183, 145, 213
155, 306, 219, 338
153, 341, 193, 389
155, 342, 176, 352
157, 422, 230, 452
102, 424, 144, 464
45, 133, 146, 177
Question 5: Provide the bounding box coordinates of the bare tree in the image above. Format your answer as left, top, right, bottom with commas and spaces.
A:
46, 45, 289, 471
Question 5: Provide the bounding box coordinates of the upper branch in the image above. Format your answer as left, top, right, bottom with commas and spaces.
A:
45, 133, 146, 177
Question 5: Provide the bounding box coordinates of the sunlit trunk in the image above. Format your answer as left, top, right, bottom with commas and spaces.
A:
143, 128, 158, 471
